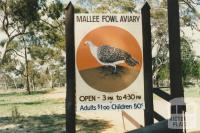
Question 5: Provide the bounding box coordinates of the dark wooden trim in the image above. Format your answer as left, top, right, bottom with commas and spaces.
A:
65, 2, 76, 133
142, 2, 154, 126
153, 88, 171, 101
167, 0, 184, 100
168, 0, 185, 132
154, 111, 165, 122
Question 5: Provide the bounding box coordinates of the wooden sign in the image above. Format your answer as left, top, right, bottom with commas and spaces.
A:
75, 14, 145, 111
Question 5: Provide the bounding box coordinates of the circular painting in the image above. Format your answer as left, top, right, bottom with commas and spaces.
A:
76, 26, 142, 92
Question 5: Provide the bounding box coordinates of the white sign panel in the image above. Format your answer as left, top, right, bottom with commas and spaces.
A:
75, 14, 144, 111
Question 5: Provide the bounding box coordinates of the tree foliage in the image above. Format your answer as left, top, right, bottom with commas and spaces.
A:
76, 0, 136, 13
0, 0, 66, 92
0, 0, 41, 63
0, 0, 200, 91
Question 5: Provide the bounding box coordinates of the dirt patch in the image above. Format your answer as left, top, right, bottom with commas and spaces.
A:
43, 88, 65, 100
79, 66, 139, 92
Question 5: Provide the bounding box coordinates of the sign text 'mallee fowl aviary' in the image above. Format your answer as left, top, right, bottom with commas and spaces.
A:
75, 14, 144, 111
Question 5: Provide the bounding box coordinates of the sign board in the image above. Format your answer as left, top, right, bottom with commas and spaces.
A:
75, 14, 144, 111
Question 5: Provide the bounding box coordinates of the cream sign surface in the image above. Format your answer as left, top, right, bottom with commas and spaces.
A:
75, 14, 144, 111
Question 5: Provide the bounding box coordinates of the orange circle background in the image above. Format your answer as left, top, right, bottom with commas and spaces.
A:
76, 26, 142, 72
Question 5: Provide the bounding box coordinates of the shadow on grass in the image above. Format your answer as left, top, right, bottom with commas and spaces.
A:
0, 101, 44, 106
0, 89, 54, 97
77, 118, 113, 133
0, 114, 112, 133
183, 81, 195, 87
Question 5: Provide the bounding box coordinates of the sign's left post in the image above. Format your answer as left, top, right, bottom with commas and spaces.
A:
65, 2, 76, 133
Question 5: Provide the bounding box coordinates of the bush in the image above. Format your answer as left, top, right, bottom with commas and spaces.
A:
11, 106, 24, 123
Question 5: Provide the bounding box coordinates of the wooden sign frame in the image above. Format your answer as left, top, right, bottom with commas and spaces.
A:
65, 1, 185, 133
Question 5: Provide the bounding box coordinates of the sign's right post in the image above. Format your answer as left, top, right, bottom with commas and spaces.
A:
168, 0, 186, 133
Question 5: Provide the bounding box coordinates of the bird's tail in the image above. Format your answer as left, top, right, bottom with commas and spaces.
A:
125, 55, 139, 67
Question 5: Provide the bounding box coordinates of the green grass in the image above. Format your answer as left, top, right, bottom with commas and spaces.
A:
0, 89, 54, 98
0, 88, 112, 133
0, 89, 62, 117
184, 85, 200, 97
153, 86, 200, 100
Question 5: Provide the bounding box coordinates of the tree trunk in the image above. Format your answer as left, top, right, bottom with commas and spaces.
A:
4, 76, 8, 90
48, 79, 53, 89
49, 74, 54, 89
0, 41, 9, 63
32, 75, 36, 91
25, 46, 31, 94
13, 78, 17, 89
58, 75, 61, 87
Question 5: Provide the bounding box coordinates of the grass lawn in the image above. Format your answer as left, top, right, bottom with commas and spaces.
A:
184, 85, 200, 97
0, 88, 112, 133
1, 86, 198, 133
153, 85, 200, 100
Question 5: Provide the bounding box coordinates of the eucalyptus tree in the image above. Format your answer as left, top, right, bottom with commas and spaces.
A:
0, 0, 66, 92
150, 0, 200, 86
76, 0, 136, 13
0, 40, 24, 89
0, 0, 42, 63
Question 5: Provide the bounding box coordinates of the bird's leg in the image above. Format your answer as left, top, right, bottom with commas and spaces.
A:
112, 65, 117, 74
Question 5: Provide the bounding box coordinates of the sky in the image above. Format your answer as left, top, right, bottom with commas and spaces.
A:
184, 27, 200, 56
61, 0, 77, 4
0, 33, 6, 41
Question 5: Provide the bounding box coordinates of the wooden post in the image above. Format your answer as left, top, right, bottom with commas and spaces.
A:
142, 2, 154, 126
168, 0, 184, 101
168, 0, 185, 132
65, 2, 76, 133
